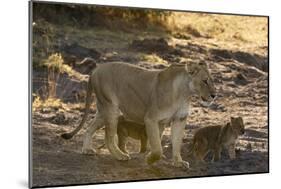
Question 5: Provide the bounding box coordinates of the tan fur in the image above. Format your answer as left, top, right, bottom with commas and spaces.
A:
61, 61, 216, 168
98, 116, 165, 154
117, 116, 148, 154
188, 117, 245, 163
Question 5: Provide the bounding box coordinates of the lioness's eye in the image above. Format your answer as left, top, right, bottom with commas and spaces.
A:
203, 79, 208, 85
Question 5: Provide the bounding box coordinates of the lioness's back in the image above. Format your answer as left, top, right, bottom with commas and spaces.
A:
90, 62, 160, 122
94, 62, 158, 75
92, 62, 159, 90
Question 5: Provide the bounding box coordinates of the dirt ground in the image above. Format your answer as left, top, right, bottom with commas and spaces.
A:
31, 11, 268, 188
32, 93, 268, 187
32, 59, 268, 187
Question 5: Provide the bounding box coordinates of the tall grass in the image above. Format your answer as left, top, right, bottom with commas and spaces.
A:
43, 53, 88, 99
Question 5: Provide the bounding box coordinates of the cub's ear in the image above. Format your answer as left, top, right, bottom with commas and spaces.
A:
238, 116, 244, 123
185, 63, 200, 75
185, 60, 207, 75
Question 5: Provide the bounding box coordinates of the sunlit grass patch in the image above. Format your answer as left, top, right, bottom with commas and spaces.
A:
32, 95, 69, 112
166, 13, 268, 46
140, 53, 168, 65
43, 53, 87, 81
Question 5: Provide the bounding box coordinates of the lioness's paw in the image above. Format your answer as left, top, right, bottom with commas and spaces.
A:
173, 160, 190, 169
82, 148, 96, 155
146, 153, 161, 165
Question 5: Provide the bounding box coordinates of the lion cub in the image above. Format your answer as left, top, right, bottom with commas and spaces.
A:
99, 116, 165, 154
117, 116, 148, 153
189, 117, 245, 163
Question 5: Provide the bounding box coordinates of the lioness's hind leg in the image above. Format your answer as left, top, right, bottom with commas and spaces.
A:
82, 113, 104, 155
104, 109, 130, 161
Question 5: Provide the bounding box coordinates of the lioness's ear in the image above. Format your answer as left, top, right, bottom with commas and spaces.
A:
230, 117, 235, 122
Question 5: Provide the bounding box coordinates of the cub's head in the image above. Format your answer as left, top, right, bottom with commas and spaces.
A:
185, 61, 216, 105
230, 116, 245, 135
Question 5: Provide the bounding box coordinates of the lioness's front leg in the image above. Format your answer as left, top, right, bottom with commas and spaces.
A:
171, 120, 189, 169
144, 117, 162, 165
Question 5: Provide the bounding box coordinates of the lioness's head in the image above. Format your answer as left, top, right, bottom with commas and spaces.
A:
185, 61, 216, 104
230, 116, 245, 135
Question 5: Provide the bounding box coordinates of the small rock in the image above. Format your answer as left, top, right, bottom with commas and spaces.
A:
209, 103, 227, 112
173, 32, 191, 40
40, 107, 52, 114
51, 112, 69, 125
234, 73, 248, 85
202, 108, 209, 113
153, 64, 167, 69
246, 143, 252, 151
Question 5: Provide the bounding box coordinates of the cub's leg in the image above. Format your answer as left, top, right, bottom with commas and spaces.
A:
228, 143, 236, 159
82, 112, 104, 155
104, 107, 130, 161
144, 116, 162, 165
140, 133, 148, 153
194, 138, 208, 164
118, 133, 128, 154
158, 124, 167, 159
159, 124, 165, 139
117, 125, 129, 154
213, 145, 222, 162
171, 120, 189, 169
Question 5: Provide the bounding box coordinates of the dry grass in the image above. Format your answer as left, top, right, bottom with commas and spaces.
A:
140, 53, 168, 65
32, 96, 68, 112
166, 12, 268, 52
43, 53, 88, 82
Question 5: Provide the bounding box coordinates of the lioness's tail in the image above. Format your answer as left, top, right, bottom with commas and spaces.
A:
61, 75, 94, 140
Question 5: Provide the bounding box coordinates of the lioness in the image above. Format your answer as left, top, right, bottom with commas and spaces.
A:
61, 61, 216, 168
98, 115, 165, 154
188, 116, 245, 163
